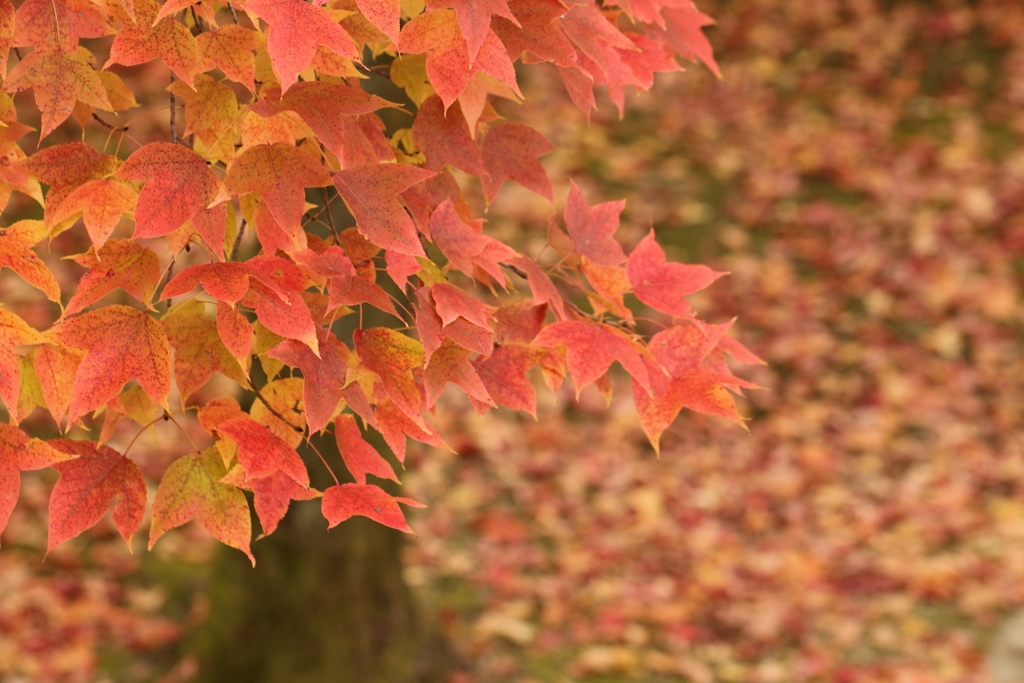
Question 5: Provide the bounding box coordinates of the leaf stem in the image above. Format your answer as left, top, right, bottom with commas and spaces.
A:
304, 436, 340, 487
123, 409, 194, 458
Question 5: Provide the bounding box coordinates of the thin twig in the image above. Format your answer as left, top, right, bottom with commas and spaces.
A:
189, 5, 204, 32
169, 74, 178, 144
91, 113, 128, 131
231, 219, 246, 260
226, 0, 239, 24
321, 187, 341, 242
248, 374, 300, 430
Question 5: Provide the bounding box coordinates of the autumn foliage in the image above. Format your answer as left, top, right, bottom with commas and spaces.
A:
0, 0, 755, 562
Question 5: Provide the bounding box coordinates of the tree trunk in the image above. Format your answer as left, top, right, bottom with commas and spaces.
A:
192, 434, 453, 683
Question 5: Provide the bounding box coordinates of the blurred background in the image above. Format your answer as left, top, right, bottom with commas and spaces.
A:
3, 0, 1024, 681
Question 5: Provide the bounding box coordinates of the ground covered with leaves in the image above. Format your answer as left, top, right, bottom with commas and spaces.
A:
400, 0, 1024, 680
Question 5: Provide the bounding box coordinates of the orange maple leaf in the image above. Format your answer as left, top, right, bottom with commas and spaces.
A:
5, 49, 112, 139
50, 305, 171, 425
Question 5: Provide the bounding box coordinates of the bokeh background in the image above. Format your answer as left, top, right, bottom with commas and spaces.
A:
3, 0, 1024, 681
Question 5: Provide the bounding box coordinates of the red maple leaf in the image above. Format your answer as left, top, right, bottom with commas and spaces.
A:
564, 180, 626, 266
321, 483, 425, 533
50, 306, 172, 425
334, 413, 397, 485
626, 230, 725, 318
218, 415, 310, 487
116, 143, 221, 239
332, 163, 435, 256
246, 0, 358, 93
480, 122, 554, 202
0, 424, 71, 539
46, 439, 146, 551
225, 143, 331, 242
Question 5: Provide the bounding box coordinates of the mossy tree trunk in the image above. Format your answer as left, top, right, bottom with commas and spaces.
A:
192, 433, 453, 683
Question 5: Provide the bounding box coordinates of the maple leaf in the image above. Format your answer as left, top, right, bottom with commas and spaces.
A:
474, 343, 543, 416
480, 122, 554, 202
532, 320, 651, 396
49, 305, 171, 425
64, 240, 159, 318
0, 0, 10, 76
334, 413, 397, 485
321, 483, 424, 533
633, 364, 753, 453
652, 3, 720, 78
581, 258, 632, 319
116, 143, 221, 239
626, 230, 724, 317
400, 9, 521, 110
399, 10, 471, 109
149, 447, 254, 564
428, 200, 489, 274
46, 439, 146, 551
197, 24, 262, 91
5, 49, 113, 139
431, 282, 494, 330
216, 301, 253, 360
293, 245, 397, 315
219, 462, 320, 537
246, 0, 358, 93
167, 74, 240, 162
429, 0, 520, 63
105, 0, 200, 86
560, 1, 634, 81
21, 143, 118, 225
33, 343, 83, 425
0, 309, 48, 425
49, 179, 137, 248
493, 299, 546, 344
632, 324, 758, 451
267, 329, 352, 434
416, 288, 495, 360
162, 261, 273, 304
373, 397, 448, 463
565, 181, 626, 266
218, 415, 310, 487
507, 255, 566, 320
14, 0, 108, 53
0, 424, 71, 539
354, 327, 426, 426
0, 219, 60, 302
332, 163, 435, 256
353, 0, 399, 44
161, 299, 248, 400
188, 204, 230, 259
250, 82, 398, 162
225, 143, 331, 242
247, 288, 320, 356
412, 96, 485, 174
493, 0, 575, 67
424, 338, 492, 407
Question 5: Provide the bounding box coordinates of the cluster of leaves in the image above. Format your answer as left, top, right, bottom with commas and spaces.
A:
0, 0, 756, 561
402, 0, 1024, 680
